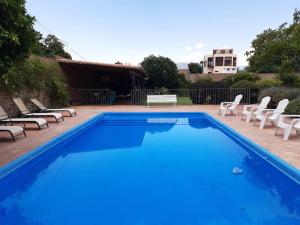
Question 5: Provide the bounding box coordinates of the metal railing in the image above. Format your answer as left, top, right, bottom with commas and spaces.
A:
70, 89, 114, 105
131, 88, 251, 105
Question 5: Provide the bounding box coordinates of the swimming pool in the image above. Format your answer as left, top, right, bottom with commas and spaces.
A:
0, 112, 300, 225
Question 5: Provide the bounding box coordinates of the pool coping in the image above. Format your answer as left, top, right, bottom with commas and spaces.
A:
0, 112, 300, 183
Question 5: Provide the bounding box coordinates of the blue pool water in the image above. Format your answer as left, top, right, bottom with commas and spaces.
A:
0, 112, 300, 225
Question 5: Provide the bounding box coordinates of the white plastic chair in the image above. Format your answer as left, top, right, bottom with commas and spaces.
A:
275, 115, 300, 140
254, 99, 289, 129
241, 96, 271, 123
218, 94, 243, 117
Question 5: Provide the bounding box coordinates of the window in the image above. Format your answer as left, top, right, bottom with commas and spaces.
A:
208, 57, 213, 67
233, 57, 237, 66
213, 50, 217, 54
215, 57, 223, 66
224, 57, 232, 66
221, 50, 225, 54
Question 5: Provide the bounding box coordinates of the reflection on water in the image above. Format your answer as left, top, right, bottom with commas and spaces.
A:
0, 113, 300, 225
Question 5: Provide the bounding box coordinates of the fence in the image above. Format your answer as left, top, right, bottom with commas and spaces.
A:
70, 89, 114, 105
131, 88, 251, 105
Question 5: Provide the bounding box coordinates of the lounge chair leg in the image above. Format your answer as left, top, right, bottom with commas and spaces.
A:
23, 131, 27, 137
253, 118, 256, 126
10, 132, 15, 142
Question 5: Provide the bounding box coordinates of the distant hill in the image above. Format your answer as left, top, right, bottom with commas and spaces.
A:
176, 62, 189, 70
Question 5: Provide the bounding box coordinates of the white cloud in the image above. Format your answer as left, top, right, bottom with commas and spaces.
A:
195, 42, 204, 49
185, 46, 192, 51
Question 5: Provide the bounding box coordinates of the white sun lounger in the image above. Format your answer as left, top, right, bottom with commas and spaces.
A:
13, 98, 64, 123
254, 99, 289, 129
241, 96, 271, 123
30, 98, 76, 117
218, 94, 243, 117
0, 125, 26, 141
275, 115, 300, 140
0, 106, 48, 129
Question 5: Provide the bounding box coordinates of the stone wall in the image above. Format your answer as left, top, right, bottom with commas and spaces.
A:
0, 89, 50, 117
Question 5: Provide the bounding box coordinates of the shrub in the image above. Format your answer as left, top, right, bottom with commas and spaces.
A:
273, 92, 295, 105
231, 80, 258, 89
224, 72, 260, 86
256, 79, 282, 89
0, 56, 69, 106
190, 77, 229, 89
258, 87, 299, 108
285, 98, 300, 114
279, 73, 300, 87
231, 80, 259, 103
188, 63, 203, 74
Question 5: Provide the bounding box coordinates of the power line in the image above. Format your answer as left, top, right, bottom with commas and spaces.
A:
35, 20, 87, 60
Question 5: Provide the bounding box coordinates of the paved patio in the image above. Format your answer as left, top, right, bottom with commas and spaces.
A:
0, 105, 299, 169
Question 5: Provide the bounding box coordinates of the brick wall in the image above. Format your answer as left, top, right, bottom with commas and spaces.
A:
0, 89, 50, 117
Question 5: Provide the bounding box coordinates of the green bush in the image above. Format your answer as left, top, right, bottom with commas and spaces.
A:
258, 87, 299, 108
256, 79, 282, 89
0, 56, 68, 106
279, 73, 300, 87
273, 92, 295, 105
224, 72, 260, 86
231, 80, 259, 103
285, 98, 300, 114
188, 63, 203, 74
190, 76, 229, 89
231, 80, 258, 89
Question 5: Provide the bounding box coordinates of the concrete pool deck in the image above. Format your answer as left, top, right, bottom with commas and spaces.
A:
0, 105, 299, 169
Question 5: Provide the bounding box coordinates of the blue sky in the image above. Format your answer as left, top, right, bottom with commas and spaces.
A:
26, 0, 299, 67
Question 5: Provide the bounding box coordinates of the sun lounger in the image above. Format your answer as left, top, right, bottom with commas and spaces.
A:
13, 98, 64, 123
0, 106, 48, 129
218, 94, 243, 117
147, 95, 177, 107
0, 125, 26, 141
275, 115, 300, 140
30, 98, 76, 117
241, 96, 271, 123
254, 99, 289, 129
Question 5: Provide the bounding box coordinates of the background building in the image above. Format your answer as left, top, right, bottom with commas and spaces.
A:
201, 49, 237, 74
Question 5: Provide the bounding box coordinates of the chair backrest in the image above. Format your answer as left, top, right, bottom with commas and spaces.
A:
13, 98, 31, 115
147, 95, 177, 102
258, 96, 271, 110
270, 99, 289, 121
231, 94, 243, 106
31, 98, 47, 110
0, 106, 9, 121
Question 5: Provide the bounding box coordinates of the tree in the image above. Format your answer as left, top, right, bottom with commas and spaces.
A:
141, 55, 187, 88
32, 34, 72, 59
188, 63, 203, 74
0, 0, 36, 75
246, 9, 300, 73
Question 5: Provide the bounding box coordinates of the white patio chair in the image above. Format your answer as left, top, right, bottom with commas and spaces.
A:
275, 115, 300, 140
218, 94, 243, 117
241, 96, 271, 123
254, 99, 289, 129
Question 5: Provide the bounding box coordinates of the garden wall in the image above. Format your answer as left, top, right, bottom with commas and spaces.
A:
179, 69, 278, 83
0, 89, 50, 116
